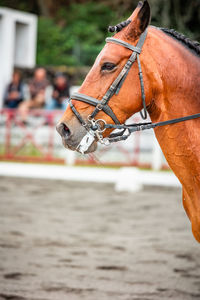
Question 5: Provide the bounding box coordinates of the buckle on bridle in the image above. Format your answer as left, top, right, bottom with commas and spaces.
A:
96, 103, 103, 111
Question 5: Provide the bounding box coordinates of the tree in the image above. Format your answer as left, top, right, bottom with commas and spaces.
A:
1, 0, 200, 66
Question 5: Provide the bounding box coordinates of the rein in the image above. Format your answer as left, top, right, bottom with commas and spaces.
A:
104, 113, 200, 143
68, 29, 200, 153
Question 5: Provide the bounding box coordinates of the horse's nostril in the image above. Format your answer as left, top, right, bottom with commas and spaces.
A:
56, 122, 71, 139
63, 124, 70, 135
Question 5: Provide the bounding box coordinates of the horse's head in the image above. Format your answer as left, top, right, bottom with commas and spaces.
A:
57, 0, 152, 153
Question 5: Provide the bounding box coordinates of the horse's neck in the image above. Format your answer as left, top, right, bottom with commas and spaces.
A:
147, 29, 200, 240
147, 28, 200, 120
147, 28, 200, 190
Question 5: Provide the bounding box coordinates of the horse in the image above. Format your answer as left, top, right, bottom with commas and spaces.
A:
56, 0, 200, 242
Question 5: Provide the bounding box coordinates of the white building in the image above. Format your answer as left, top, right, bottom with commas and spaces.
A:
0, 7, 37, 108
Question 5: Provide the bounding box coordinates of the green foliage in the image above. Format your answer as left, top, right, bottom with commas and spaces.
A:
2, 0, 200, 67
37, 2, 116, 66
37, 17, 77, 66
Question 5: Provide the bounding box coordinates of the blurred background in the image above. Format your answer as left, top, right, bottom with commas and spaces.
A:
2, 0, 200, 66
0, 0, 199, 168
1, 2, 200, 299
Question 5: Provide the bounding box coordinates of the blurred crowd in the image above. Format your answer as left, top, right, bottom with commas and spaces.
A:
3, 68, 70, 122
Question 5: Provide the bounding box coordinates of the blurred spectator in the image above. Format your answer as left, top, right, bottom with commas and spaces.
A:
19, 68, 52, 122
3, 70, 24, 109
28, 68, 51, 100
46, 72, 70, 110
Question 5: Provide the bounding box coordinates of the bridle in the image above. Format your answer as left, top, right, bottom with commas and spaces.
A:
69, 30, 148, 153
68, 29, 200, 154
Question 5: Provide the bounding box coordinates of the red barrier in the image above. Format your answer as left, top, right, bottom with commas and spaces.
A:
0, 109, 167, 169
0, 109, 65, 163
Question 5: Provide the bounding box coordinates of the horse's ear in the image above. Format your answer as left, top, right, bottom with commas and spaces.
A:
137, 0, 151, 32
124, 0, 151, 39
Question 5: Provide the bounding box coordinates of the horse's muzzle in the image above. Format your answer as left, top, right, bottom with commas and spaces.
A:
56, 121, 97, 153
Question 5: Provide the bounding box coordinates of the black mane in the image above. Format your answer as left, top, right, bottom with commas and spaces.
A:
160, 28, 200, 56
108, 20, 131, 33
108, 20, 200, 56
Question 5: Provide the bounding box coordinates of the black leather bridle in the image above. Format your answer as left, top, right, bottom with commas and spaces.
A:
68, 29, 200, 153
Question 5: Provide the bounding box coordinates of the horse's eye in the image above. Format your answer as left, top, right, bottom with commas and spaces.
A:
101, 62, 116, 71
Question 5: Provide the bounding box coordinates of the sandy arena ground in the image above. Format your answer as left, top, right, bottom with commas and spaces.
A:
0, 176, 200, 300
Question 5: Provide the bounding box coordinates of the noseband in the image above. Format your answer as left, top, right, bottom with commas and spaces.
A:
69, 30, 148, 153
68, 29, 200, 154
